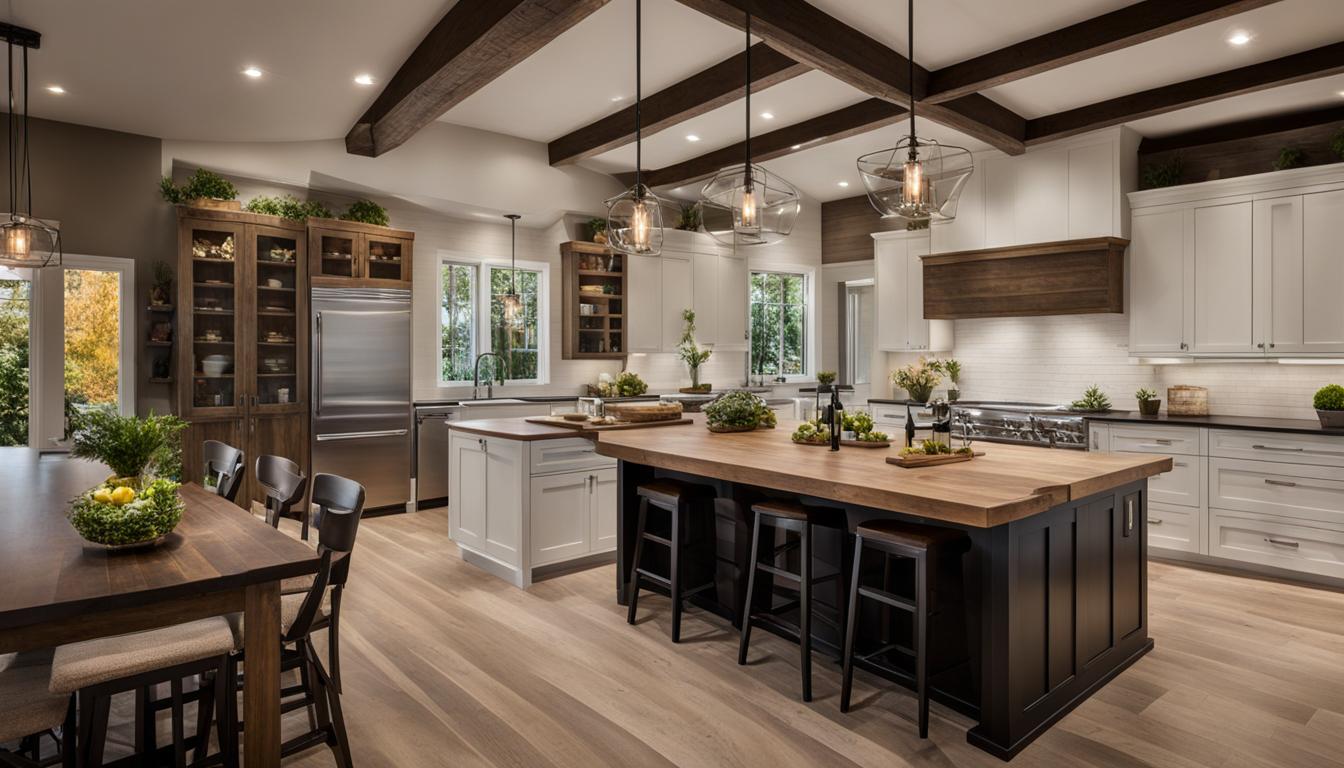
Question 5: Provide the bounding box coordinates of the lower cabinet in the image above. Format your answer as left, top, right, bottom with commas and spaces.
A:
530, 467, 617, 566
183, 412, 306, 508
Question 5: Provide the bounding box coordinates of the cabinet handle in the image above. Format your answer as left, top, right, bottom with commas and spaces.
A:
1264, 478, 1298, 487
1173, 461, 1188, 467
1257, 342, 1265, 349
1269, 343, 1276, 349
1148, 517, 1163, 525
1179, 342, 1188, 350
1264, 537, 1300, 548
1252, 444, 1304, 452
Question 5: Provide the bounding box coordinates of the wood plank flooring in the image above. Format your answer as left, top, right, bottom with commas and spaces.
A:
106, 506, 1344, 767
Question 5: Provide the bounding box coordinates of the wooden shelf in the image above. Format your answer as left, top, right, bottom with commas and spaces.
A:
148, 377, 174, 384
193, 308, 234, 315
257, 341, 296, 347
146, 340, 173, 347
562, 241, 628, 360
577, 270, 623, 277
257, 372, 296, 377
193, 281, 233, 288
147, 304, 175, 312
193, 374, 234, 379
257, 285, 295, 292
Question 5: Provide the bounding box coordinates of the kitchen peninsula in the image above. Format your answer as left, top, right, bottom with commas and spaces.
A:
593, 419, 1171, 760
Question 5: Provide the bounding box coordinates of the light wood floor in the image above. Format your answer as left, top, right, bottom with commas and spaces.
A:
109, 506, 1344, 768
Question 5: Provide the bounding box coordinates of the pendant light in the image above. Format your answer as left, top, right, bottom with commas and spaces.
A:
605, 0, 663, 256
502, 214, 522, 325
855, 0, 972, 224
700, 11, 800, 247
0, 24, 59, 269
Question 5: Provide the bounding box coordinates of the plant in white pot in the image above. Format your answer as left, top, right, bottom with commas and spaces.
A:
1314, 384, 1344, 428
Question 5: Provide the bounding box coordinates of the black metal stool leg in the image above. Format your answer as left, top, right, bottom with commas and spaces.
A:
798, 523, 813, 702
670, 502, 684, 643
626, 497, 649, 625
737, 511, 762, 665
915, 550, 929, 739
840, 535, 864, 713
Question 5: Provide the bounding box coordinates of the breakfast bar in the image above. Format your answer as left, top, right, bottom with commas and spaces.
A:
594, 420, 1173, 760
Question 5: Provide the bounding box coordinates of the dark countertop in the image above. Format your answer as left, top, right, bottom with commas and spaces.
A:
449, 418, 584, 441
1085, 410, 1344, 436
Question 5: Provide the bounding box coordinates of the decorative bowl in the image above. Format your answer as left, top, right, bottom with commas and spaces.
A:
69, 478, 184, 549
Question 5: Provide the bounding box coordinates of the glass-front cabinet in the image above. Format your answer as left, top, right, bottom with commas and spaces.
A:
180, 220, 244, 416
309, 219, 413, 285
250, 226, 306, 414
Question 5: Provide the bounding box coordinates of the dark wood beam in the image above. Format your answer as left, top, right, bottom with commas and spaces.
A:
623, 98, 905, 189
1026, 40, 1344, 144
548, 44, 807, 166
673, 0, 1026, 155
1138, 102, 1344, 154
346, 0, 609, 157
925, 0, 1285, 104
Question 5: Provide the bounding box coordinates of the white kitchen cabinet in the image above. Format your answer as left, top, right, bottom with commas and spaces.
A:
627, 252, 662, 353
873, 231, 952, 352
1129, 209, 1190, 354
1014, 147, 1069, 245
529, 471, 591, 566
660, 253, 693, 352
590, 467, 618, 552
448, 433, 525, 568
1068, 142, 1117, 239
1265, 190, 1344, 354
693, 248, 749, 352
629, 236, 744, 354
1193, 202, 1256, 354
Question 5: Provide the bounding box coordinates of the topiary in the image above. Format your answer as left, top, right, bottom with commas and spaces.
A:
340, 199, 389, 226
69, 411, 186, 481
1273, 147, 1305, 171
1070, 385, 1112, 412
705, 390, 773, 430
1313, 384, 1344, 411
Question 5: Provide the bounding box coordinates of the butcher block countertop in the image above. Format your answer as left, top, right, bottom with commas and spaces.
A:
593, 419, 1172, 528
449, 418, 589, 441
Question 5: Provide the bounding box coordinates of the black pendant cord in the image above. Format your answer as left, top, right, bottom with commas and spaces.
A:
7, 41, 13, 218
634, 0, 642, 195
907, 0, 917, 161
509, 215, 517, 295
22, 43, 30, 217
743, 12, 751, 186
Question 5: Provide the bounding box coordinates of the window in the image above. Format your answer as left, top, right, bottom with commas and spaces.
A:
437, 254, 549, 387
750, 270, 808, 378
844, 282, 873, 385
0, 274, 30, 446
486, 265, 543, 382
438, 263, 476, 384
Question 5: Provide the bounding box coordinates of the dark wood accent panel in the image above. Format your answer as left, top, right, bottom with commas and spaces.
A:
1138, 105, 1344, 187
636, 99, 906, 189
346, 0, 609, 157
182, 417, 246, 503
922, 238, 1128, 319
925, 0, 1284, 103
548, 43, 807, 166
820, 194, 908, 265
249, 413, 310, 508
1026, 40, 1344, 144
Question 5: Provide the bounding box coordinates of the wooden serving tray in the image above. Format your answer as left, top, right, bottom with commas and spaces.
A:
886, 450, 985, 468
525, 416, 692, 432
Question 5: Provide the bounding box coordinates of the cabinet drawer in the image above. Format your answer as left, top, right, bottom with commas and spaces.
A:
529, 437, 616, 476
1209, 429, 1344, 468
1146, 501, 1201, 554
1209, 509, 1344, 580
1209, 457, 1344, 527
1109, 425, 1201, 456
1146, 455, 1201, 508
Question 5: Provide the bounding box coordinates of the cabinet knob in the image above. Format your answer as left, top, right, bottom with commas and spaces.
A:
1257, 342, 1265, 349
1179, 342, 1188, 350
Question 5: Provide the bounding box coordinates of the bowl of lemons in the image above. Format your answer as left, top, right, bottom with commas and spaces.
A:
69, 476, 185, 550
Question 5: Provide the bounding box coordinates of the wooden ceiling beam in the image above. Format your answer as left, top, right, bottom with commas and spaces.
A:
346, 0, 609, 157
1025, 40, 1344, 144
924, 0, 1286, 104
672, 0, 1026, 155
622, 98, 906, 189
548, 43, 807, 166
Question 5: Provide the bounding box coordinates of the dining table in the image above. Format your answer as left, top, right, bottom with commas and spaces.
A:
0, 448, 320, 767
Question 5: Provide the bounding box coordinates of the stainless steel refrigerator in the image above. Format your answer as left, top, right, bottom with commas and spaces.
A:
310, 287, 412, 511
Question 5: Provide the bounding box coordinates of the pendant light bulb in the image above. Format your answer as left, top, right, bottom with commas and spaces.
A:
6, 219, 28, 258
605, 0, 664, 256
503, 214, 522, 326
630, 195, 653, 251
901, 157, 924, 208
739, 184, 758, 232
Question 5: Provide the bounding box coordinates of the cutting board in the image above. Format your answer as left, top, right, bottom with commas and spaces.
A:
525, 416, 693, 432
886, 450, 985, 468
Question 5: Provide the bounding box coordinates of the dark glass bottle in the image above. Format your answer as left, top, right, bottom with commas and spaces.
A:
829, 387, 842, 451
905, 404, 916, 448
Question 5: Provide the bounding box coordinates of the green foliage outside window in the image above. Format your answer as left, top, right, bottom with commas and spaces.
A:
0, 279, 30, 446
489, 267, 541, 381
750, 272, 806, 377
439, 264, 476, 382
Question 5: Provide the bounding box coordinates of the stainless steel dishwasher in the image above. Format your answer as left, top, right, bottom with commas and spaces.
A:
415, 404, 462, 509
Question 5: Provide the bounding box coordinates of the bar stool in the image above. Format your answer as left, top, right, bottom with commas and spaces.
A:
625, 479, 717, 643
840, 519, 969, 738
737, 499, 849, 702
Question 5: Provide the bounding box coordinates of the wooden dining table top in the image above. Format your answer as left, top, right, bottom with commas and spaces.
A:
0, 448, 320, 632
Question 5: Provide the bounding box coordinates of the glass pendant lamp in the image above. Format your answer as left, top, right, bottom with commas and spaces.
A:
0, 29, 60, 268
700, 12, 801, 247
856, 0, 973, 224
502, 214, 522, 324
605, 0, 663, 256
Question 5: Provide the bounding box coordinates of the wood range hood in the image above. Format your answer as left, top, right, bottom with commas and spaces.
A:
921, 237, 1129, 319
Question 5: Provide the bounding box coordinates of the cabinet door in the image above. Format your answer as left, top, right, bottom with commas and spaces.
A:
248, 225, 306, 414
182, 418, 245, 506
716, 251, 749, 351
1129, 209, 1190, 353
1015, 147, 1069, 245
1300, 190, 1344, 353
660, 254, 694, 353
364, 235, 411, 284
449, 434, 487, 551
180, 219, 246, 418
1068, 142, 1115, 239
590, 467, 618, 553
311, 228, 358, 280
247, 413, 307, 508
692, 251, 719, 347
1193, 202, 1256, 354
874, 237, 909, 351
1258, 196, 1304, 353
529, 471, 590, 566
930, 161, 985, 254
906, 239, 930, 351
982, 156, 1017, 248
626, 253, 661, 353
482, 438, 524, 565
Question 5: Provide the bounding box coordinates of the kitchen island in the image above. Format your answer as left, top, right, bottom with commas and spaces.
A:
593, 419, 1172, 760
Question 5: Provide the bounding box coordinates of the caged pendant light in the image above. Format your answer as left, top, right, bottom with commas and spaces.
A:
699, 11, 800, 247
502, 214, 522, 325
605, 0, 664, 256
0, 23, 60, 269
855, 0, 972, 225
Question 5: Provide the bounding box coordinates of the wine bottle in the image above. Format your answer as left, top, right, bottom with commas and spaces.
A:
830, 387, 842, 451
905, 404, 916, 448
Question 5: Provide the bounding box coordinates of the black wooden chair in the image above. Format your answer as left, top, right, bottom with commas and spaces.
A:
203, 440, 245, 503
255, 455, 310, 539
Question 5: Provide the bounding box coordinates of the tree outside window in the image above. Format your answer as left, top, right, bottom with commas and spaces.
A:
750, 271, 806, 377
489, 266, 540, 381
0, 278, 29, 446
439, 263, 476, 383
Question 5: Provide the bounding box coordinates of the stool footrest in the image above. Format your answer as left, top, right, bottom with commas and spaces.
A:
640, 532, 673, 547
859, 642, 915, 662
634, 568, 671, 587
858, 585, 917, 613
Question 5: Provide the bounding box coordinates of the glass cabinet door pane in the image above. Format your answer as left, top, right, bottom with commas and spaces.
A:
189, 227, 238, 410
254, 232, 299, 408
319, 234, 355, 277
366, 238, 403, 281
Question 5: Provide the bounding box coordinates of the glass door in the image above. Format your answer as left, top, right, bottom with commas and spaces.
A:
185, 221, 243, 416
365, 235, 408, 282
0, 270, 30, 446
250, 226, 304, 413
315, 230, 356, 278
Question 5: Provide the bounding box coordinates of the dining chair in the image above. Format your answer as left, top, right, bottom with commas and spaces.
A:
0, 650, 74, 768
255, 455, 310, 539
219, 473, 365, 768
203, 440, 245, 503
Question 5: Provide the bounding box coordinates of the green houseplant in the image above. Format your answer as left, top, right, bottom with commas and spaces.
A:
149, 260, 173, 307
1313, 384, 1344, 428
676, 309, 713, 393
1273, 147, 1305, 171
68, 412, 187, 547
159, 169, 238, 207
705, 390, 776, 433
1140, 156, 1184, 189
891, 357, 942, 404
340, 199, 389, 226
1070, 385, 1112, 413
940, 358, 962, 401
614, 371, 647, 397
675, 203, 702, 232
1136, 387, 1160, 417
587, 217, 608, 244
816, 371, 837, 391
244, 194, 333, 221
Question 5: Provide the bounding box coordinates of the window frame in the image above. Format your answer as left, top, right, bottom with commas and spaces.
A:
748, 264, 815, 383
435, 251, 551, 389
436, 259, 478, 387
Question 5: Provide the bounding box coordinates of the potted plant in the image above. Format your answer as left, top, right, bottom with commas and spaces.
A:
677, 309, 713, 393
149, 260, 173, 307
1069, 385, 1112, 413
816, 370, 837, 392
1313, 384, 1344, 428
614, 371, 647, 397
340, 198, 389, 226
941, 359, 962, 401
587, 217, 609, 245
159, 169, 239, 210
1135, 387, 1161, 416
704, 390, 776, 433
244, 194, 333, 221
675, 203, 702, 232
891, 357, 942, 404
67, 411, 187, 549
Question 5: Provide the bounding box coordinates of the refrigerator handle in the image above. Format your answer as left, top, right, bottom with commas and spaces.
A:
314, 311, 323, 416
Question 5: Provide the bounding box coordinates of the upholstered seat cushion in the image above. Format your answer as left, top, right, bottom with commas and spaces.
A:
227, 590, 331, 649
49, 617, 236, 694
0, 650, 69, 743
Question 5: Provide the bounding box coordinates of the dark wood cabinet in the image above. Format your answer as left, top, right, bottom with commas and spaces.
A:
561, 240, 626, 359
308, 218, 414, 287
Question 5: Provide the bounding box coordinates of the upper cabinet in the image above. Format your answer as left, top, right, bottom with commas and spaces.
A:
561, 241, 626, 359
624, 230, 748, 355
308, 218, 413, 287
1128, 163, 1344, 359
873, 231, 953, 353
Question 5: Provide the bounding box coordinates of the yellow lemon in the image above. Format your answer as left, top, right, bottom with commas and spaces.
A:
92, 488, 114, 505
111, 486, 137, 506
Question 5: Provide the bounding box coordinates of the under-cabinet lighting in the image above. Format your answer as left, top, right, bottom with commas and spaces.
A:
242, 66, 263, 79
791, 144, 802, 150
610, 95, 624, 102
1277, 358, 1344, 365
45, 85, 64, 95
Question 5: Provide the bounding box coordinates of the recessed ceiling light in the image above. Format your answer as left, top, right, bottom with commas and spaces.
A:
354, 73, 375, 86
1227, 31, 1252, 46
242, 66, 263, 79
610, 95, 624, 102
760, 111, 774, 120
837, 181, 850, 187
45, 85, 65, 95
1338, 90, 1344, 98
685, 134, 701, 142
791, 144, 802, 150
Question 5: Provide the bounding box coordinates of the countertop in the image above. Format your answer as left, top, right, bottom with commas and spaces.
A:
448, 418, 590, 441
1084, 410, 1344, 436
593, 418, 1170, 528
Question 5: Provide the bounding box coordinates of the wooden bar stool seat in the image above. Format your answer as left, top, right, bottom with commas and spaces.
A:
840, 518, 969, 738
626, 479, 717, 643
738, 499, 850, 702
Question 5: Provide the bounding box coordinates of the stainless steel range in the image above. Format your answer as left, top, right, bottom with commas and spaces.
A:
951, 401, 1088, 450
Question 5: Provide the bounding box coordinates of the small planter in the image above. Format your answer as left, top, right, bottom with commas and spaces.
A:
1317, 409, 1344, 429
1138, 399, 1161, 416
947, 388, 960, 403
188, 197, 242, 211
905, 386, 933, 405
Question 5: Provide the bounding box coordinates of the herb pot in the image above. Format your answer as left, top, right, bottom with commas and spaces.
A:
1138, 399, 1161, 416
905, 384, 933, 404
947, 388, 960, 403
1318, 409, 1344, 429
